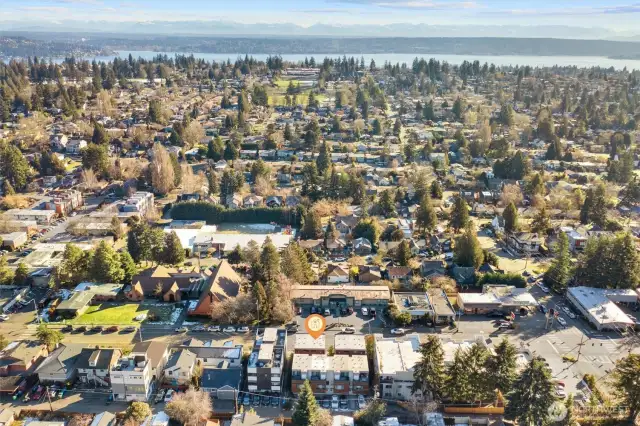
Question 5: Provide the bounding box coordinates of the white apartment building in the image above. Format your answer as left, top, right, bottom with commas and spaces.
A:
373, 333, 422, 401
110, 353, 153, 402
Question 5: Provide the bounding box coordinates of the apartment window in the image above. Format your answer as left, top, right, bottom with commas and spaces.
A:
354, 386, 363, 391
336, 385, 344, 390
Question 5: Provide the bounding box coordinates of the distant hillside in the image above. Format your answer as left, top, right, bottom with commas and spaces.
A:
0, 36, 113, 59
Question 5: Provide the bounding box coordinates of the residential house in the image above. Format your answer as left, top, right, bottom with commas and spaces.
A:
326, 264, 350, 284
265, 196, 284, 208
0, 232, 27, 251
507, 232, 542, 256
55, 292, 94, 319
76, 348, 122, 387
130, 341, 169, 382
451, 266, 476, 286
229, 413, 274, 426
325, 238, 348, 257
352, 238, 372, 256
560, 227, 587, 252
163, 349, 196, 387
357, 266, 381, 284
387, 267, 412, 284
0, 341, 48, 377
334, 215, 359, 236
426, 289, 456, 325
374, 334, 422, 401
420, 260, 446, 280
299, 239, 324, 255
36, 343, 85, 384
332, 335, 369, 395
243, 195, 263, 208
110, 352, 153, 402
66, 139, 87, 154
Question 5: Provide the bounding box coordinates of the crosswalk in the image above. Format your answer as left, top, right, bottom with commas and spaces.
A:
581, 355, 614, 365
547, 335, 574, 354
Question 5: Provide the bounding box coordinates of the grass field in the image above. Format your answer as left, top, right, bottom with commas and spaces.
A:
268, 78, 327, 107
69, 303, 173, 325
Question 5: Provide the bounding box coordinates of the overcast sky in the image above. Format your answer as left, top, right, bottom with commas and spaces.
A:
2, 0, 640, 32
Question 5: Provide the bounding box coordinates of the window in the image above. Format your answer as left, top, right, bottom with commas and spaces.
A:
336, 385, 344, 390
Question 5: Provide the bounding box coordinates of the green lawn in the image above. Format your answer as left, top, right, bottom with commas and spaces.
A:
68, 303, 172, 325
273, 79, 301, 90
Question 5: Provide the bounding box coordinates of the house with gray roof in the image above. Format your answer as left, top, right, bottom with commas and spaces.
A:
35, 343, 85, 384
163, 349, 196, 387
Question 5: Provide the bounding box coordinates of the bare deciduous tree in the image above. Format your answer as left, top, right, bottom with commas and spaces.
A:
253, 176, 274, 196
80, 168, 102, 190
165, 387, 212, 426
500, 184, 523, 207
183, 121, 205, 148
18, 112, 52, 148
149, 144, 175, 195
96, 90, 116, 116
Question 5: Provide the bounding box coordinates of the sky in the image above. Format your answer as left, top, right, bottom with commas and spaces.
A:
2, 0, 640, 32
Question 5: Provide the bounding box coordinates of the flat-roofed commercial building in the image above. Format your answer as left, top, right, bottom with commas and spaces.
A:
567, 286, 636, 331
373, 333, 422, 401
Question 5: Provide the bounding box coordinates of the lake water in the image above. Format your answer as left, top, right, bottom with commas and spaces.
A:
80, 50, 640, 70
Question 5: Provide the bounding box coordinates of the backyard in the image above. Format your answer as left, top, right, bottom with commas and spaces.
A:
67, 302, 175, 325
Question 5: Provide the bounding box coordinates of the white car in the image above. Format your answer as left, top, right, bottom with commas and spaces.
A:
223, 326, 236, 333
0, 314, 9, 321
334, 257, 346, 262
174, 327, 188, 333
164, 389, 175, 403
538, 284, 550, 293
331, 395, 339, 410
358, 395, 366, 409
390, 328, 406, 335
207, 325, 221, 332
555, 387, 567, 398
192, 325, 206, 332
556, 317, 567, 327
341, 327, 355, 334
361, 307, 369, 316
562, 307, 576, 319
237, 326, 250, 333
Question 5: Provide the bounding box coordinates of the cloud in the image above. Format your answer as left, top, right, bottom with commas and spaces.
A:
19, 6, 69, 12
373, 0, 477, 9
294, 8, 350, 13
486, 3, 640, 17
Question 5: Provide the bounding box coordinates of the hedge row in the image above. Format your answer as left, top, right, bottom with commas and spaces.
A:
170, 201, 304, 226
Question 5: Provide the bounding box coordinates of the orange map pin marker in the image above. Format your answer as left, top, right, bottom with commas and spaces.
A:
305, 314, 326, 339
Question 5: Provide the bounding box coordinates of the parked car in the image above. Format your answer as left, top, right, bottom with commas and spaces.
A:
271, 396, 280, 407
538, 283, 550, 293
237, 326, 250, 333
331, 395, 339, 409
341, 327, 355, 334
323, 309, 331, 316
390, 328, 407, 335
73, 326, 87, 333
105, 326, 118, 333
557, 317, 567, 327
339, 396, 348, 409
123, 326, 136, 333
61, 325, 73, 333
252, 396, 261, 407
174, 327, 188, 333
192, 325, 206, 332
263, 396, 271, 406
207, 325, 221, 332
538, 305, 547, 314
486, 310, 504, 318
242, 394, 251, 406
358, 395, 366, 409
223, 326, 236, 333
361, 307, 369, 316
370, 308, 377, 317
154, 389, 167, 404
498, 322, 514, 329
322, 396, 331, 409
334, 257, 346, 262
90, 326, 103, 333
164, 390, 174, 402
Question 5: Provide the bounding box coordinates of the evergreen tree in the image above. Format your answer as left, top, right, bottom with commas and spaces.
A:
464, 343, 491, 401
301, 210, 323, 239
352, 218, 382, 246
292, 380, 320, 426
395, 240, 412, 267
499, 103, 515, 126
559, 394, 579, 426
526, 173, 544, 196
207, 136, 225, 161
611, 354, 640, 423
1, 144, 30, 190
445, 348, 471, 403
227, 244, 244, 264
316, 142, 330, 176
502, 202, 519, 233
284, 123, 293, 141
36, 325, 64, 350
430, 180, 443, 199
13, 262, 29, 286
92, 121, 110, 144
372, 118, 383, 135
162, 231, 185, 265
486, 338, 518, 395
448, 196, 470, 232
506, 358, 556, 426
416, 193, 437, 233
170, 153, 182, 187
119, 251, 137, 284
580, 183, 607, 227
81, 144, 109, 176
543, 232, 571, 291
412, 335, 446, 401
379, 189, 396, 218
530, 207, 551, 235
259, 237, 280, 282
89, 240, 124, 283
454, 224, 483, 269
281, 242, 315, 285
223, 141, 239, 161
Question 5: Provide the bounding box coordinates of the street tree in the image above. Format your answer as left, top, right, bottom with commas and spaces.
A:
611, 353, 640, 422
395, 240, 412, 267
543, 232, 571, 291
505, 358, 556, 426
485, 338, 518, 395
412, 335, 446, 401
162, 231, 185, 265
416, 193, 437, 233
165, 387, 212, 426
36, 325, 64, 350
125, 402, 151, 425
292, 380, 320, 426
502, 202, 519, 233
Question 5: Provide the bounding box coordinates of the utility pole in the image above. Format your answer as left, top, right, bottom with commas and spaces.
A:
45, 386, 54, 412
576, 333, 586, 361
138, 326, 143, 343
